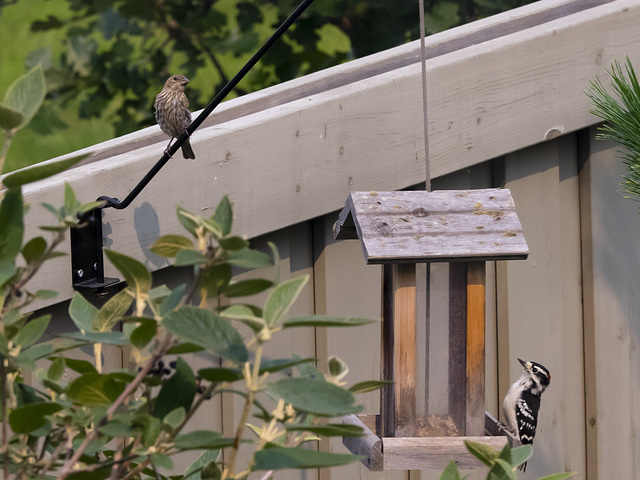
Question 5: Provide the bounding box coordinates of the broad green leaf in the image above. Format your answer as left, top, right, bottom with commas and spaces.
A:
149, 284, 172, 301
154, 357, 196, 419
63, 182, 77, 217
218, 235, 249, 251
66, 467, 111, 480
150, 234, 194, 258
99, 420, 134, 437
440, 461, 462, 480
350, 380, 393, 394
284, 315, 375, 328
151, 452, 173, 471
285, 423, 364, 437
0, 104, 23, 130
3, 154, 89, 188
491, 458, 517, 480
538, 473, 577, 480
159, 283, 186, 316
201, 217, 223, 237
41, 378, 65, 394
163, 306, 248, 363
167, 342, 204, 354
0, 187, 24, 262
226, 248, 273, 269
199, 264, 232, 299
220, 304, 265, 332
1, 64, 46, 130
175, 249, 208, 266
15, 382, 43, 406
130, 321, 156, 349
198, 367, 243, 383
223, 278, 272, 298
0, 260, 15, 286
268, 377, 361, 417
253, 447, 361, 470
164, 407, 186, 429
21, 236, 46, 263
184, 450, 221, 480
9, 402, 63, 433
64, 357, 98, 374
136, 413, 162, 447
104, 249, 151, 296
13, 314, 50, 348
263, 275, 309, 327
60, 331, 128, 345
16, 343, 54, 366
68, 292, 98, 332
177, 206, 199, 237
67, 373, 126, 405
464, 440, 499, 468
173, 431, 233, 450
212, 195, 233, 236
35, 289, 58, 299
509, 444, 532, 469
94, 288, 132, 332
47, 357, 65, 381
260, 357, 315, 374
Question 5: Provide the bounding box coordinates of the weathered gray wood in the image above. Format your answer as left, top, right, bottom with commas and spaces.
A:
334, 189, 528, 264
342, 415, 384, 471
382, 436, 508, 470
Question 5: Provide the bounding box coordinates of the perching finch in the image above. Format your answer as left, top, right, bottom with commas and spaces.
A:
155, 74, 196, 159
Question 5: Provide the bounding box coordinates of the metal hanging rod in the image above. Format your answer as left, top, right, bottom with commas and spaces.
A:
72, 0, 316, 291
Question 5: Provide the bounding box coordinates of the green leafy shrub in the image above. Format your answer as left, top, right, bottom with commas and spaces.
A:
1, 68, 383, 480
440, 440, 575, 480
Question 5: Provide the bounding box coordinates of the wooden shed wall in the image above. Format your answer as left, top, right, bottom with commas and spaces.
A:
8, 1, 640, 479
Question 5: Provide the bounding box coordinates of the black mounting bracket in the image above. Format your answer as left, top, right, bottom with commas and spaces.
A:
70, 207, 119, 291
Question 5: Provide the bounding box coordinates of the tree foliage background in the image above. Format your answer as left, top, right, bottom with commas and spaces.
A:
0, 0, 534, 172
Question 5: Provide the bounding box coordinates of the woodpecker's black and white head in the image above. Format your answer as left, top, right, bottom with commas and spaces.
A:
517, 358, 551, 395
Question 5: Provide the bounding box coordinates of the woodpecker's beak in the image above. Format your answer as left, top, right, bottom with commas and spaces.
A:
517, 358, 531, 369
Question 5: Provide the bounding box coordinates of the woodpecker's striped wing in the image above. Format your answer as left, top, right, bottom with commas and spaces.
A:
516, 391, 541, 444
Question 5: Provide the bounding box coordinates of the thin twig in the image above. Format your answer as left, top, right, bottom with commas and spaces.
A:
56, 333, 174, 480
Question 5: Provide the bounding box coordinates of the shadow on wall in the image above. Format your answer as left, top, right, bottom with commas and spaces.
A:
134, 202, 170, 269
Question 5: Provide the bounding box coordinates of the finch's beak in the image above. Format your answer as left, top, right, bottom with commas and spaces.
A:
181, 77, 190, 86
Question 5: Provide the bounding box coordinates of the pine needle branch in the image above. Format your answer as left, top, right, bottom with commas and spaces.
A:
587, 57, 640, 203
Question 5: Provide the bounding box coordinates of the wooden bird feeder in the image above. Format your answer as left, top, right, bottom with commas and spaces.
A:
333, 188, 528, 471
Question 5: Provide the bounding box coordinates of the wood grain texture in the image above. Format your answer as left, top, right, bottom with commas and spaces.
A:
501, 136, 586, 477
448, 263, 467, 433
392, 264, 418, 437
579, 132, 640, 480
342, 415, 384, 471
466, 262, 486, 436
382, 436, 508, 470
14, 0, 640, 310
335, 189, 529, 264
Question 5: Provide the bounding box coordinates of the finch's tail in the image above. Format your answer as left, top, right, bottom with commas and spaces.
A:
181, 138, 196, 159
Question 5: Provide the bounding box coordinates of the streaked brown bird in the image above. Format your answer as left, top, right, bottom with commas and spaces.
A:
155, 74, 196, 159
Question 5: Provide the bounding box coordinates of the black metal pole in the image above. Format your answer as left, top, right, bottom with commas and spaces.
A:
97, 0, 315, 211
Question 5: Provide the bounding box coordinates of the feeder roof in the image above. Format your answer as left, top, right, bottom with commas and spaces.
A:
333, 188, 529, 264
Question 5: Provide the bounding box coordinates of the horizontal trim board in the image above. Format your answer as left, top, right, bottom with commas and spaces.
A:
11, 0, 640, 310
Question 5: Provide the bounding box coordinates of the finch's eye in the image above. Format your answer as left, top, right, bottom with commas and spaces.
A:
173, 76, 178, 81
